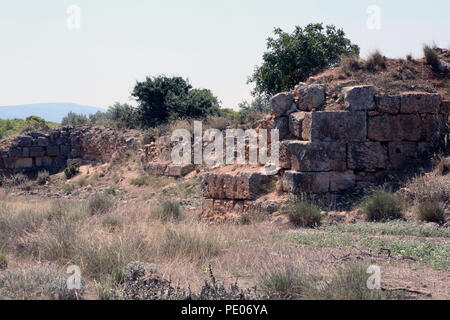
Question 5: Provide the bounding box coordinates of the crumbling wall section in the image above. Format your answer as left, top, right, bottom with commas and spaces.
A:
273, 85, 448, 194
0, 126, 139, 175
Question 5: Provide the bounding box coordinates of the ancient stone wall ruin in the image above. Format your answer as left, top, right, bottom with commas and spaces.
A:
0, 127, 139, 175
201, 84, 449, 219
279, 85, 448, 194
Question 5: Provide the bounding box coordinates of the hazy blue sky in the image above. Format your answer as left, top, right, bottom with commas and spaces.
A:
1, 0, 449, 109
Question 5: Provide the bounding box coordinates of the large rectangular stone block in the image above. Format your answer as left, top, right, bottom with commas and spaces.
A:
279, 140, 292, 169
343, 85, 375, 111
330, 171, 356, 192
367, 114, 422, 141
302, 111, 367, 142
422, 114, 445, 143
35, 157, 53, 167
46, 146, 60, 157
287, 141, 347, 172
14, 158, 33, 169
145, 163, 168, 176
283, 171, 330, 194
441, 100, 450, 114
294, 84, 326, 111
166, 164, 194, 177
388, 142, 417, 170
22, 147, 30, 157
37, 137, 49, 147
16, 136, 32, 147
347, 142, 388, 170
60, 145, 70, 156
270, 92, 296, 116
400, 93, 441, 114
375, 95, 401, 114
288, 112, 306, 138
202, 171, 272, 200
29, 146, 45, 157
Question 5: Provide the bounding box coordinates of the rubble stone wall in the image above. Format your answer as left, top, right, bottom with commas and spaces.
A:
0, 126, 139, 175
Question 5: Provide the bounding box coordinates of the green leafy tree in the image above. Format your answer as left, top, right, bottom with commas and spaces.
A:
132, 76, 220, 128
249, 23, 360, 96
106, 103, 138, 129
173, 88, 220, 121
61, 112, 89, 126
132, 76, 192, 127
25, 116, 48, 129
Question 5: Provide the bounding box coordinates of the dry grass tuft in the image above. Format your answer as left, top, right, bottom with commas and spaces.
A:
361, 190, 404, 222
365, 50, 387, 72
423, 44, 440, 70
162, 227, 221, 261
284, 197, 322, 228
417, 201, 446, 224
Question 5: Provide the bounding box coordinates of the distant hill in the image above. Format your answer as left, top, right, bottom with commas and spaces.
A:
0, 103, 105, 123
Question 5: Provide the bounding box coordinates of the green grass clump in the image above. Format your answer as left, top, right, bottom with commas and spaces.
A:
284, 197, 322, 228
162, 228, 221, 260
8, 173, 29, 186
309, 264, 394, 300
87, 194, 115, 215
259, 263, 398, 300
152, 200, 182, 222
361, 190, 403, 222
129, 175, 149, 187
260, 265, 308, 299
64, 161, 80, 179
283, 231, 450, 270
423, 44, 440, 70
36, 170, 50, 185
104, 186, 117, 196
325, 221, 450, 238
417, 201, 446, 224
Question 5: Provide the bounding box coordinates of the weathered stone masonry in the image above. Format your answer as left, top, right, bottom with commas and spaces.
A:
201, 84, 448, 218
279, 86, 447, 194
0, 126, 138, 175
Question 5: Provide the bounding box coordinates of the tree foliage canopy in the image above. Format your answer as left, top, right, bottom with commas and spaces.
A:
132, 76, 220, 128
0, 116, 58, 138
248, 23, 360, 96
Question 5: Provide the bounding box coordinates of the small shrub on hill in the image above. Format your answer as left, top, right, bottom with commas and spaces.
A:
284, 197, 322, 228
423, 44, 440, 70
8, 173, 29, 186
417, 201, 446, 224
365, 50, 386, 72
87, 194, 115, 215
362, 190, 404, 222
36, 170, 50, 185
152, 200, 182, 222
64, 161, 80, 179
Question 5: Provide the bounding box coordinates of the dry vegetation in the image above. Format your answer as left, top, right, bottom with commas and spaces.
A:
0, 47, 448, 299
309, 47, 450, 108
0, 155, 448, 300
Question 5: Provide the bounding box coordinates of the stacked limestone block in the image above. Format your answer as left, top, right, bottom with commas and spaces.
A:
0, 127, 139, 175
144, 162, 195, 177
201, 169, 280, 221
0, 129, 74, 174
279, 85, 448, 194
199, 84, 448, 218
